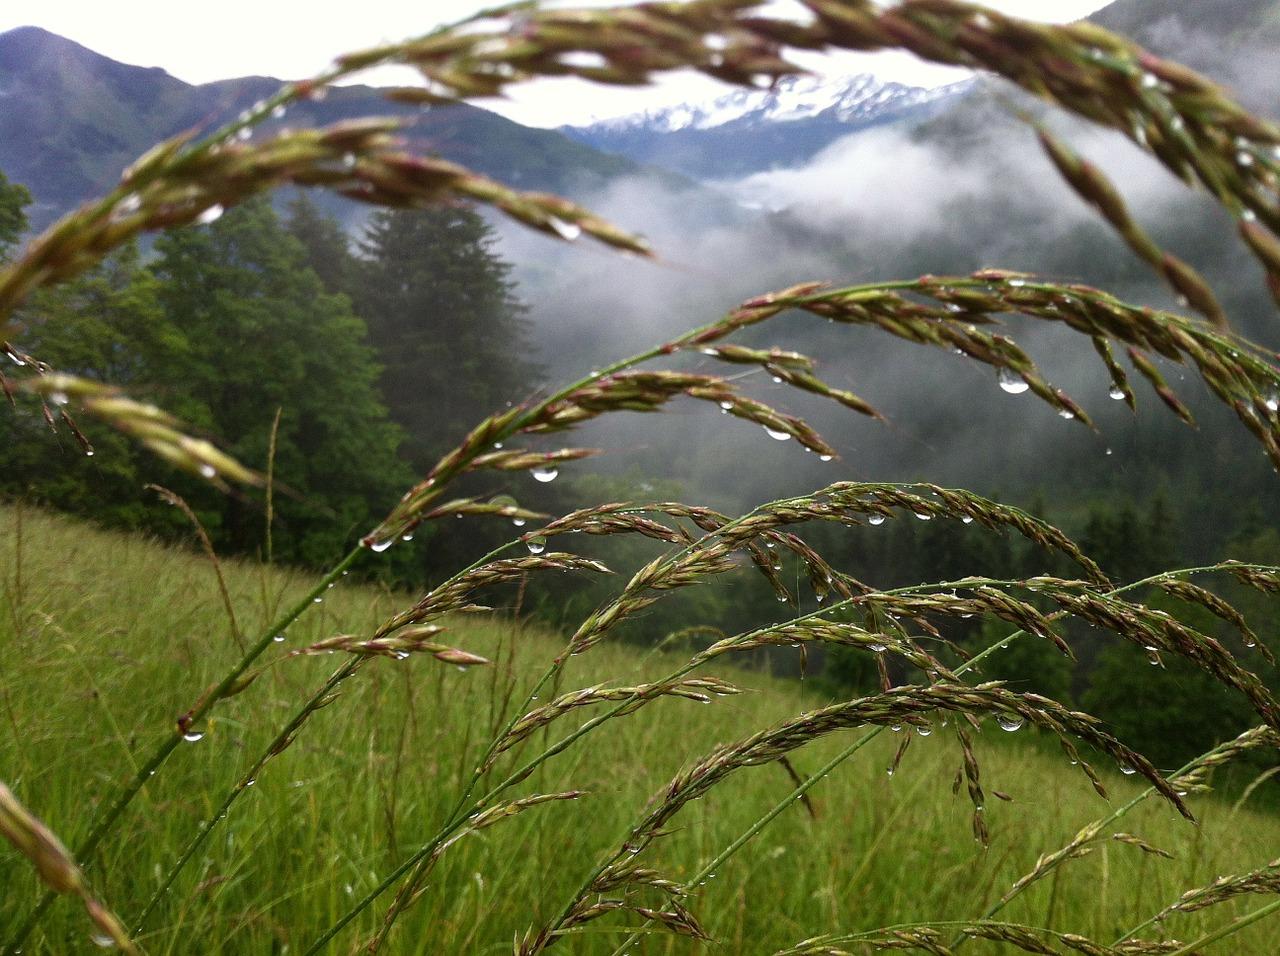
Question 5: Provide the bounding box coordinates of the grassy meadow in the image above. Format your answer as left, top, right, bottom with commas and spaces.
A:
1, 503, 1278, 954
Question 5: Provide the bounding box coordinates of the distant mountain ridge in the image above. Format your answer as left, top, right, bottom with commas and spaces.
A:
0, 26, 664, 230
562, 73, 974, 179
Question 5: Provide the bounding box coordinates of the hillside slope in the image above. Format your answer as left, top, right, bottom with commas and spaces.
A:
0, 26, 664, 229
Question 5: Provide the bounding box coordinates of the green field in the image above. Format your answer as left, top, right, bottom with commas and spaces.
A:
2, 504, 1278, 954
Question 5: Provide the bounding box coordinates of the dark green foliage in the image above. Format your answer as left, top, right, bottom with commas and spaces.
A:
1083, 593, 1257, 768
284, 192, 356, 296
0, 165, 30, 262
151, 199, 409, 561
355, 205, 541, 473
0, 200, 410, 565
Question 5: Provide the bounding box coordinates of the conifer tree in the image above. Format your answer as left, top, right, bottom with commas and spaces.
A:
355, 205, 540, 473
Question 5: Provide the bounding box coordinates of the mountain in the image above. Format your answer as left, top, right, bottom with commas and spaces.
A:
561, 73, 974, 180
0, 26, 669, 230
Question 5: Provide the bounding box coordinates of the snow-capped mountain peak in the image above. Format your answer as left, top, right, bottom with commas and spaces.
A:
579, 73, 973, 135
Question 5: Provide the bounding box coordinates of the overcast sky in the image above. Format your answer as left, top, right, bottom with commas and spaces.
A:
0, 1, 1109, 126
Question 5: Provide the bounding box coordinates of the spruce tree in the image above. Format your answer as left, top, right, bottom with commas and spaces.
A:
355, 205, 540, 473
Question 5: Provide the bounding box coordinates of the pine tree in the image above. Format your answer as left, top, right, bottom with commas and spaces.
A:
355, 205, 540, 473
284, 192, 357, 296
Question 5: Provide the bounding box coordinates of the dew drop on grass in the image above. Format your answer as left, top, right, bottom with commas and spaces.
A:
995, 714, 1024, 733
960, 516, 974, 524
512, 517, 527, 527
916, 724, 932, 737
1058, 409, 1075, 420
312, 596, 322, 604
1119, 763, 1137, 775
914, 512, 932, 521
401, 533, 414, 541
526, 536, 546, 555
885, 766, 895, 777
868, 643, 887, 653
182, 731, 205, 743
271, 103, 286, 119
531, 466, 558, 483
196, 204, 224, 225
818, 454, 833, 462
718, 400, 733, 412
1266, 393, 1280, 413
997, 368, 1030, 394
1109, 385, 1126, 401
764, 426, 791, 441
90, 934, 116, 949
890, 723, 902, 732
549, 217, 582, 241
868, 514, 887, 526
273, 634, 285, 643
368, 538, 393, 553
198, 464, 217, 479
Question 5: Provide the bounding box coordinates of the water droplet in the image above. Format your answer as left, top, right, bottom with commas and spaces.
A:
914, 511, 932, 521
493, 441, 504, 449
771, 375, 782, 384
85, 449, 95, 457
1266, 393, 1279, 413
90, 934, 116, 949
245, 778, 256, 787
512, 517, 527, 527
1243, 208, 1258, 222
997, 368, 1030, 394
815, 592, 825, 603
49, 391, 68, 406
1058, 409, 1075, 420
818, 454, 833, 462
196, 204, 224, 225
763, 426, 791, 441
549, 217, 582, 241
271, 103, 286, 119
1109, 385, 1126, 401
183, 731, 205, 743
718, 400, 733, 412
198, 464, 217, 479
526, 536, 547, 555
1140, 72, 1159, 89
868, 514, 887, 526
960, 516, 974, 524
868, 643, 887, 653
1119, 763, 1137, 775
916, 724, 932, 737
368, 538, 393, 553
236, 127, 252, 142
885, 766, 895, 777
996, 714, 1023, 733
1007, 278, 1027, 288
273, 634, 285, 643
312, 596, 323, 604
342, 152, 356, 170
531, 466, 558, 483
1238, 150, 1255, 167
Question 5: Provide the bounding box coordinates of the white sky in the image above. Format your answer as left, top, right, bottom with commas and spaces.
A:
0, 0, 1109, 126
